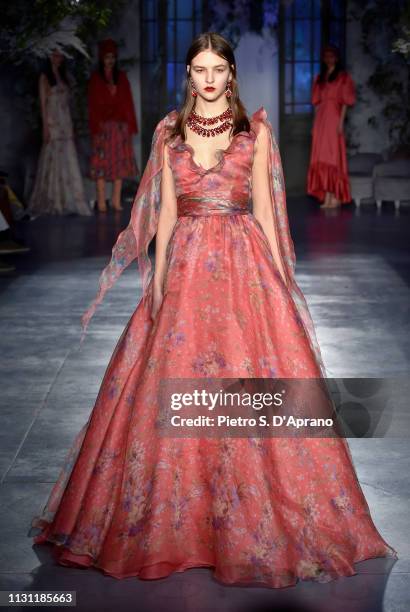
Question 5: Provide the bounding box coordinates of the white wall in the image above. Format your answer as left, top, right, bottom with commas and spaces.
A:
234, 28, 279, 140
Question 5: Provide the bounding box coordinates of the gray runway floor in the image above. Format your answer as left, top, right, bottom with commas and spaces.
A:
0, 198, 409, 611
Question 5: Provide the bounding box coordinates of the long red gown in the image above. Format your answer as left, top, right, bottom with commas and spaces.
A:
307, 71, 356, 204
29, 107, 397, 588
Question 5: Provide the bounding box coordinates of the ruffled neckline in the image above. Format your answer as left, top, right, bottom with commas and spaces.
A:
167, 106, 266, 174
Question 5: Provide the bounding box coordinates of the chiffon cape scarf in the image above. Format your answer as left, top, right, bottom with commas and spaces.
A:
81, 107, 327, 377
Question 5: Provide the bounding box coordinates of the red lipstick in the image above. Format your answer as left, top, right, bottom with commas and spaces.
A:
204, 87, 215, 91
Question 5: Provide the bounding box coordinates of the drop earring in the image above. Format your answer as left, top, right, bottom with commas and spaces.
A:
190, 79, 197, 97
225, 81, 232, 98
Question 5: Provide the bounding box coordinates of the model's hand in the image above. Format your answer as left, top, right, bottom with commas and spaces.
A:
151, 283, 164, 322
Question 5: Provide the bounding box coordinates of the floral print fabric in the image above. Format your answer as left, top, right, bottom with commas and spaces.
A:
28, 82, 91, 217
89, 120, 138, 181
29, 107, 397, 588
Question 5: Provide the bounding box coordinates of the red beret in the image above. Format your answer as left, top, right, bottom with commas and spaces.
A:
98, 39, 118, 59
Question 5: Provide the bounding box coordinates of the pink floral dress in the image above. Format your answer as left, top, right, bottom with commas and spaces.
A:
29, 107, 397, 588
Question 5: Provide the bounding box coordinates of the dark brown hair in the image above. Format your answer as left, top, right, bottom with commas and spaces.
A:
98, 58, 119, 85
318, 44, 345, 84
42, 57, 68, 87
167, 32, 250, 143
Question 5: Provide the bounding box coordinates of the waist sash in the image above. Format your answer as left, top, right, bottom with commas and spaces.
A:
177, 195, 250, 217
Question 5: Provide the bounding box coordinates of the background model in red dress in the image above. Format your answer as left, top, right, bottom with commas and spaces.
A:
307, 45, 356, 208
88, 39, 139, 212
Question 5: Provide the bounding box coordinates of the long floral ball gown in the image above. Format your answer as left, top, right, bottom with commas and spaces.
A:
28, 81, 91, 217
28, 107, 397, 588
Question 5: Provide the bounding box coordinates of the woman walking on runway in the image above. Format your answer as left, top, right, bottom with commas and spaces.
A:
29, 32, 396, 589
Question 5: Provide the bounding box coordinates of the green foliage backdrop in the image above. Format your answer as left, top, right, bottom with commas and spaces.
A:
0, 0, 132, 134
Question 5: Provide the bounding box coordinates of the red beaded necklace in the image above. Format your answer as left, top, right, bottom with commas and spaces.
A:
187, 106, 233, 137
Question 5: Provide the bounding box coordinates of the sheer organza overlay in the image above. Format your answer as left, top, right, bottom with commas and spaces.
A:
30, 107, 397, 588
81, 108, 326, 378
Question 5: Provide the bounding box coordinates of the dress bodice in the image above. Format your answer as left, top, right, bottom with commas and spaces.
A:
311, 71, 356, 112
167, 110, 261, 217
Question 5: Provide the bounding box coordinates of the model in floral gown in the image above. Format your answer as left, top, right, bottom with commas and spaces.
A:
29, 33, 397, 588
28, 51, 91, 217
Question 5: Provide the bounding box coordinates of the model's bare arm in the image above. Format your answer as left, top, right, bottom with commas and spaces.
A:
153, 143, 178, 292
